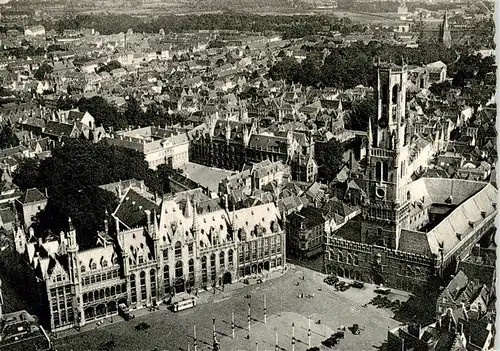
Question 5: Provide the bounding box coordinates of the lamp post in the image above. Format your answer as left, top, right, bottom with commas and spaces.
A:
275, 328, 279, 351
264, 294, 267, 324
248, 303, 251, 332
308, 316, 311, 347
231, 311, 235, 339
193, 324, 197, 351
291, 322, 296, 351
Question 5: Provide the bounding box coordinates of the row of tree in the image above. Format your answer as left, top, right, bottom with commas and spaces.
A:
35, 13, 360, 37
269, 42, 458, 89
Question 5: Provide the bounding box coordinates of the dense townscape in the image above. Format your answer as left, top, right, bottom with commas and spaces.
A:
0, 0, 495, 350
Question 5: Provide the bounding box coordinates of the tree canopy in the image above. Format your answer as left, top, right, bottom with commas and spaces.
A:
0, 124, 19, 149
315, 138, 345, 182
13, 139, 161, 249
33, 62, 53, 81
269, 42, 458, 89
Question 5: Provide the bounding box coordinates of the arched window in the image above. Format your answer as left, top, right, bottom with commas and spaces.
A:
175, 242, 182, 259
392, 84, 399, 104
347, 253, 352, 265
163, 266, 170, 294
175, 261, 183, 278
381, 84, 389, 105
376, 161, 382, 182
188, 259, 194, 273
90, 260, 97, 270
140, 271, 147, 301
210, 253, 216, 267
382, 162, 389, 182
338, 251, 343, 263
228, 249, 233, 264
130, 274, 137, 303
353, 255, 359, 266
150, 269, 156, 298
219, 251, 225, 267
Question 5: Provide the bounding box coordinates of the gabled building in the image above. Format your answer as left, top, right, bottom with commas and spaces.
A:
13, 189, 286, 332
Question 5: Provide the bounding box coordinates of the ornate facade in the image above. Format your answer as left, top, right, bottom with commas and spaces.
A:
324, 61, 497, 291
14, 188, 286, 331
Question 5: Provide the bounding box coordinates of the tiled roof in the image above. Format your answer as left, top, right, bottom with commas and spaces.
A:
44, 121, 75, 137
114, 188, 159, 230
20, 188, 47, 204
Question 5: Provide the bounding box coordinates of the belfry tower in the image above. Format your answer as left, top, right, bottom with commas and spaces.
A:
361, 58, 412, 250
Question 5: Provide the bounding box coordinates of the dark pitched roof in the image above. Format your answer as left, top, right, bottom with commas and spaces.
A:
114, 188, 159, 229
20, 188, 47, 204
43, 121, 75, 137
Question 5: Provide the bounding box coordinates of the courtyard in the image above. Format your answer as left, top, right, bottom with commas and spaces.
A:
54, 265, 409, 351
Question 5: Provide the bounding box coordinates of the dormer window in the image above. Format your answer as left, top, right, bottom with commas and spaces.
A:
138, 255, 144, 264
81, 265, 86, 273
91, 262, 97, 270
102, 260, 108, 268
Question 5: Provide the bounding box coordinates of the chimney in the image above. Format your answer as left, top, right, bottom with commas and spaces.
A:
45, 187, 48, 198
481, 210, 486, 218
145, 209, 151, 226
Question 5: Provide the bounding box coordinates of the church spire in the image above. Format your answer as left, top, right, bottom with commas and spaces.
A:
440, 10, 451, 48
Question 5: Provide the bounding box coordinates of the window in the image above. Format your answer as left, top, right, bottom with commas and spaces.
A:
163, 266, 170, 294
150, 269, 156, 299
91, 262, 97, 270
188, 259, 194, 273
81, 265, 86, 273
338, 251, 343, 263
353, 255, 359, 266
175, 242, 182, 259
201, 256, 208, 284
102, 260, 108, 268
140, 271, 147, 301
188, 243, 194, 255
175, 261, 183, 279
228, 249, 233, 264
138, 255, 144, 264
130, 274, 137, 303
163, 249, 168, 259
219, 251, 225, 267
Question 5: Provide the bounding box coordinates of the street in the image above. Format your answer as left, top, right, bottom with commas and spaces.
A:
54, 265, 408, 351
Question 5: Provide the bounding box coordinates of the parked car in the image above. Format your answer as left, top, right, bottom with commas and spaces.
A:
323, 275, 339, 285
351, 281, 364, 289
135, 322, 150, 331
336, 281, 350, 291
374, 287, 391, 295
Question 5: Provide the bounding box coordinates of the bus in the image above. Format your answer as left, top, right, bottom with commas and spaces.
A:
173, 297, 197, 312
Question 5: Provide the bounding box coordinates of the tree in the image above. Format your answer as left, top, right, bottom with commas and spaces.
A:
0, 124, 19, 149
348, 96, 377, 131
315, 139, 345, 182
34, 62, 53, 81
16, 139, 161, 249
13, 158, 41, 190
156, 164, 173, 194
429, 81, 452, 99
77, 96, 127, 130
